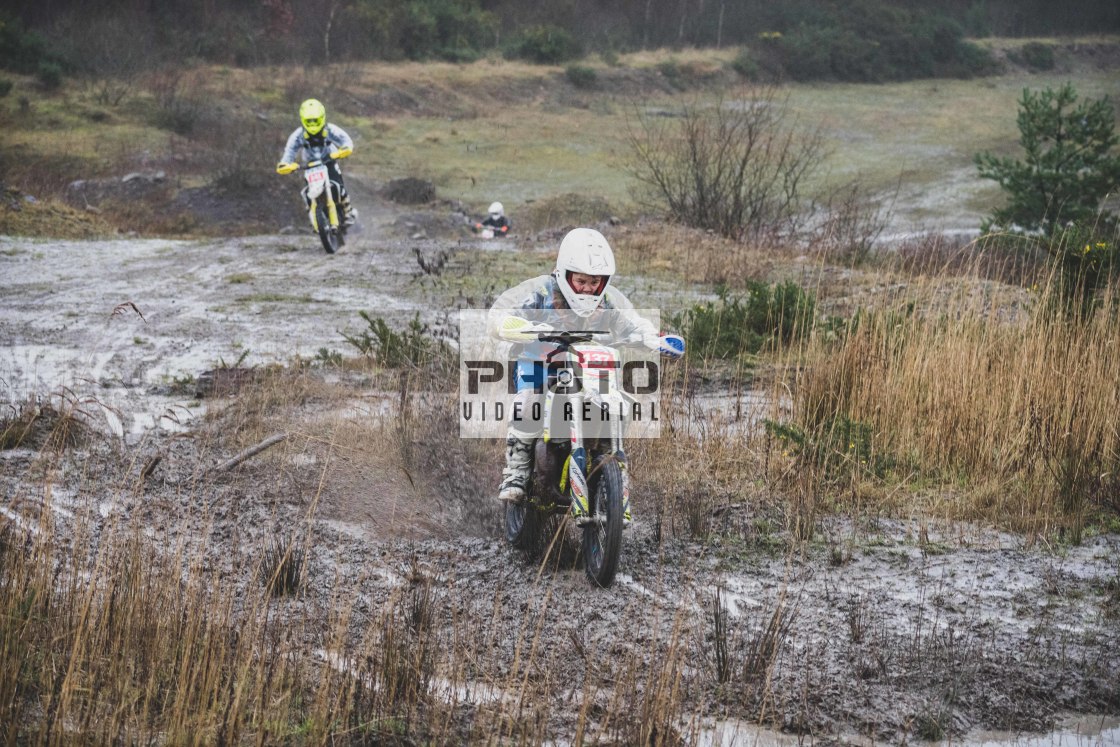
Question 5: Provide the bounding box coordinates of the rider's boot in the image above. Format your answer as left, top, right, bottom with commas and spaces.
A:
339, 193, 358, 226
497, 431, 534, 504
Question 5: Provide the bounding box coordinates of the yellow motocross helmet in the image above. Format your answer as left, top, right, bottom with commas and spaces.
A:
299, 98, 326, 136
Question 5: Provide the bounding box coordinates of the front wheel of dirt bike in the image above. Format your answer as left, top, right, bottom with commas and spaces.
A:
583, 456, 624, 588
314, 203, 340, 254
505, 498, 542, 556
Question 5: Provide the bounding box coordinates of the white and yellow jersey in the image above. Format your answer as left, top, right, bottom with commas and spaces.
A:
279, 123, 354, 165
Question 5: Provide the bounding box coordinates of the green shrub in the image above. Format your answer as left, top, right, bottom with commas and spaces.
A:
565, 64, 597, 89
0, 13, 53, 74
765, 414, 892, 481
36, 61, 63, 90
396, 0, 493, 62
777, 25, 880, 81
674, 282, 815, 360
1047, 223, 1120, 313
655, 59, 684, 88
507, 25, 581, 64
341, 312, 447, 369
945, 40, 998, 77
771, 3, 993, 82
0, 79, 11, 98
1016, 41, 1056, 71
730, 47, 760, 79
976, 84, 1120, 235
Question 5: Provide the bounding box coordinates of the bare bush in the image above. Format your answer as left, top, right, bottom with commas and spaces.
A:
809, 180, 896, 265
51, 14, 154, 106
208, 116, 276, 196
146, 70, 208, 136
627, 85, 827, 242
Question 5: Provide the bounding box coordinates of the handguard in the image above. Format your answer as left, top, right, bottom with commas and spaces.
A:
498, 316, 554, 342
276, 161, 298, 175
659, 333, 685, 358
331, 146, 353, 160
641, 332, 685, 358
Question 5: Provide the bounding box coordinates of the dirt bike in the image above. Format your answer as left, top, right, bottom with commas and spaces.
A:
472, 222, 508, 239
281, 158, 347, 254
504, 330, 633, 588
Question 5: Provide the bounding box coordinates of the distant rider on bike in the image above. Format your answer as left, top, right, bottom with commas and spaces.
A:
487, 227, 684, 514
475, 201, 511, 237
276, 98, 358, 226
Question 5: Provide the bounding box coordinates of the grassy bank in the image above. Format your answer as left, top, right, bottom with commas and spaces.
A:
0, 40, 1117, 237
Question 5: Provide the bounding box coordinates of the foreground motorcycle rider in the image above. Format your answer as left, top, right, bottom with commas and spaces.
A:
487, 227, 684, 521
275, 98, 358, 226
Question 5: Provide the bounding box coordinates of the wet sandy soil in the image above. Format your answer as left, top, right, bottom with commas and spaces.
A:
1, 222, 1118, 744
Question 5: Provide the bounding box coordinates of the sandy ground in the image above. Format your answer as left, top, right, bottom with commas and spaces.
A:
2, 203, 1119, 744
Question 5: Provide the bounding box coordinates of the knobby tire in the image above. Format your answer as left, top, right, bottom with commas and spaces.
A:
315, 203, 340, 254
505, 495, 541, 554
582, 456, 624, 588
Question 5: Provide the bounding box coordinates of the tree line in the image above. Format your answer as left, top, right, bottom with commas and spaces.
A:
2, 0, 1118, 83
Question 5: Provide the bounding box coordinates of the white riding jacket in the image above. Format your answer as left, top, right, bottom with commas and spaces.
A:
280, 123, 353, 164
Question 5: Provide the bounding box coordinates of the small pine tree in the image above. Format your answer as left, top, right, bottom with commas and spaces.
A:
975, 83, 1120, 235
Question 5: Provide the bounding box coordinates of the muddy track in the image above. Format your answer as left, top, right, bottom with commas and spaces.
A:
2, 222, 1119, 744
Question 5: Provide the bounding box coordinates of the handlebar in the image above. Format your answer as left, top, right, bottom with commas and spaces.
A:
535, 330, 611, 346
536, 329, 685, 358
276, 158, 334, 175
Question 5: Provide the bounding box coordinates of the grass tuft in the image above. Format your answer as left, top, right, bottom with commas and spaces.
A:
258, 536, 305, 597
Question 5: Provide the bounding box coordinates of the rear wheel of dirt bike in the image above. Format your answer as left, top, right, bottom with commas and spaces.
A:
315, 203, 340, 254
582, 456, 624, 588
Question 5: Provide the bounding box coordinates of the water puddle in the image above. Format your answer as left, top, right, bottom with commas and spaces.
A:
962, 716, 1119, 746
690, 715, 1119, 747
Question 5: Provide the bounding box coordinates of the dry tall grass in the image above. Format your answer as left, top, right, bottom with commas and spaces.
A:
615, 228, 1118, 543
784, 252, 1120, 539
1, 329, 816, 744
4, 275, 1117, 741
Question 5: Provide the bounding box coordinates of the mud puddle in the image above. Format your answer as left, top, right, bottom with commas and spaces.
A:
695, 714, 1119, 747
0, 233, 422, 441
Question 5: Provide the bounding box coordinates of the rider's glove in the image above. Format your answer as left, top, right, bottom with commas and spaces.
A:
497, 316, 554, 342
642, 332, 685, 358
332, 146, 353, 160
276, 161, 298, 175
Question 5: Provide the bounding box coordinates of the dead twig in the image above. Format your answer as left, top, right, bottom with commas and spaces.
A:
208, 432, 288, 474
110, 301, 146, 322
140, 454, 162, 481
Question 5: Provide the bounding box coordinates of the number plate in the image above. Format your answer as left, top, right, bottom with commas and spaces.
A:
305, 165, 328, 185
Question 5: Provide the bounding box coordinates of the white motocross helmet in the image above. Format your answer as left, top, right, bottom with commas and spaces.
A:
553, 228, 616, 317
488, 201, 504, 220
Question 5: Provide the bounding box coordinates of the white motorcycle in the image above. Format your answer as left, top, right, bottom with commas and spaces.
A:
504, 330, 659, 587
281, 158, 347, 254
472, 222, 509, 239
